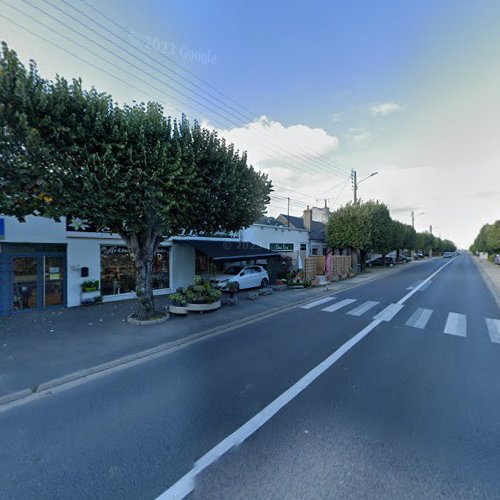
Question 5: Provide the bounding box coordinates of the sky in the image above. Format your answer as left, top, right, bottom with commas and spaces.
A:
1, 0, 499, 247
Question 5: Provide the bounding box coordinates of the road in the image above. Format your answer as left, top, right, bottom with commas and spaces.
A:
1, 254, 500, 499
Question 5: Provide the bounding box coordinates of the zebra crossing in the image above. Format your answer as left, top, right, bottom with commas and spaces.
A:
299, 295, 500, 343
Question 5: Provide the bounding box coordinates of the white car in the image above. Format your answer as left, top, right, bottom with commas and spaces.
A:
211, 265, 269, 290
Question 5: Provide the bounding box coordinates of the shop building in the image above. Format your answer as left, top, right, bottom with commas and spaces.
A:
0, 215, 278, 316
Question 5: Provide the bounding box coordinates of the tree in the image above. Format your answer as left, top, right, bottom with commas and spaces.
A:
0, 43, 272, 320
325, 202, 371, 251
402, 224, 417, 251
364, 201, 393, 259
390, 220, 406, 261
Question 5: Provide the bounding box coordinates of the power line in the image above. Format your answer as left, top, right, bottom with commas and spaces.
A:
7, 0, 339, 180
47, 0, 352, 179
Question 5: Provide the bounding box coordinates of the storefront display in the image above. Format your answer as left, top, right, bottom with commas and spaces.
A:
100, 245, 170, 296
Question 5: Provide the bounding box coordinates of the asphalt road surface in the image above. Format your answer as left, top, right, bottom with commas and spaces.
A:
1, 254, 499, 499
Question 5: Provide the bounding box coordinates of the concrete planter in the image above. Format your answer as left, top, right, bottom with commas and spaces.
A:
169, 304, 188, 315
80, 290, 101, 303
186, 300, 221, 312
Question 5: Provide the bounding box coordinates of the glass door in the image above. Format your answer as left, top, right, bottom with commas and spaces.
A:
12, 257, 39, 310
43, 256, 65, 307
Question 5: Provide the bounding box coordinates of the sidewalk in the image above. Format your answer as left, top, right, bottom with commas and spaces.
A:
0, 261, 424, 403
474, 257, 500, 307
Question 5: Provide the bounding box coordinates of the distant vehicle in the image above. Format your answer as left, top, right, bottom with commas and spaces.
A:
443, 252, 453, 258
494, 254, 500, 265
416, 250, 424, 258
387, 251, 412, 263
366, 255, 396, 267
211, 265, 269, 290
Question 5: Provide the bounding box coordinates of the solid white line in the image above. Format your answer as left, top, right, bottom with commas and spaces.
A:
405, 308, 433, 329
157, 257, 458, 499
373, 303, 404, 322
347, 301, 380, 317
485, 318, 500, 344
444, 312, 467, 337
300, 296, 336, 309
157, 319, 383, 500
321, 298, 357, 313
418, 280, 432, 292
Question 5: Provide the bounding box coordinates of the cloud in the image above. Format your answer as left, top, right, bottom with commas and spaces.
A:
207, 115, 339, 167
370, 101, 402, 116
344, 127, 372, 146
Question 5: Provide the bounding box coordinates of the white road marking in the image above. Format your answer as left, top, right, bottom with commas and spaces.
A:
444, 312, 467, 337
321, 298, 357, 313
485, 318, 500, 344
158, 257, 458, 499
405, 287, 413, 290
418, 280, 432, 292
374, 303, 404, 322
405, 308, 433, 329
300, 296, 336, 309
347, 301, 380, 317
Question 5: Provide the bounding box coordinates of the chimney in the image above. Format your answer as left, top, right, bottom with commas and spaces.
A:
303, 206, 312, 230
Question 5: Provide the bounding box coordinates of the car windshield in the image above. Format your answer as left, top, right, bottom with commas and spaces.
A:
223, 266, 243, 275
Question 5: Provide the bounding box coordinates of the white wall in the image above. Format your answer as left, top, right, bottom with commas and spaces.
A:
240, 224, 309, 253
3, 215, 67, 243
170, 243, 195, 290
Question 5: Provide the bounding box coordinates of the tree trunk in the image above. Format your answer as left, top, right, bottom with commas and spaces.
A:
396, 248, 400, 264
122, 229, 163, 321
360, 249, 367, 271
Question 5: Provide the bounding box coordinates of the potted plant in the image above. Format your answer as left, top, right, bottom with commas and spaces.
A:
185, 276, 222, 312
168, 290, 188, 315
80, 279, 101, 304
225, 281, 239, 298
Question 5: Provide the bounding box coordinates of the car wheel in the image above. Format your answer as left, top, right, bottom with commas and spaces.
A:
261, 278, 269, 288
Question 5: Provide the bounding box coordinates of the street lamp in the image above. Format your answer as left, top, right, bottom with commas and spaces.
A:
411, 210, 425, 228
352, 170, 379, 203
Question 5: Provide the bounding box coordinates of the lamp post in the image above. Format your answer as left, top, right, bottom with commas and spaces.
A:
352, 170, 379, 203
411, 210, 425, 228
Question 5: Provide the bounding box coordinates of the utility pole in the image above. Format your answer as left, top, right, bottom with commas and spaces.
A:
411, 210, 415, 228
287, 197, 290, 227
351, 169, 358, 203
429, 225, 433, 235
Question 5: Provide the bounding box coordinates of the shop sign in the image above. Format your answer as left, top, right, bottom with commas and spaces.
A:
101, 245, 169, 256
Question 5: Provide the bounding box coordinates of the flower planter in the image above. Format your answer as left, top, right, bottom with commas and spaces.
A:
169, 304, 188, 315
186, 300, 221, 312
80, 290, 101, 303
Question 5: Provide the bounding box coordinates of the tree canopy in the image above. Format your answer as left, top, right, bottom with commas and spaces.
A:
0, 43, 272, 320
470, 220, 500, 255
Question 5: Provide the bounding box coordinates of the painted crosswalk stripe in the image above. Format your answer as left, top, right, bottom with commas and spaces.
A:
322, 298, 357, 313
374, 303, 404, 322
405, 307, 433, 329
347, 301, 380, 317
485, 318, 500, 344
300, 296, 336, 309
444, 312, 466, 337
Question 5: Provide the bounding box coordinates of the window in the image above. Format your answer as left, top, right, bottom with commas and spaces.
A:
300, 244, 307, 251
312, 248, 318, 255
100, 245, 169, 296
270, 243, 294, 252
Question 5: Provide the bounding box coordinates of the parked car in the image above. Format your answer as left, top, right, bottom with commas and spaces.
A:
443, 252, 453, 258
366, 255, 396, 267
387, 251, 412, 263
494, 254, 500, 265
210, 265, 269, 290
416, 250, 424, 258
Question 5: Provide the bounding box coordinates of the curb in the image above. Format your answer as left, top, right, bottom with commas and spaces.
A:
0, 260, 425, 411
472, 257, 500, 310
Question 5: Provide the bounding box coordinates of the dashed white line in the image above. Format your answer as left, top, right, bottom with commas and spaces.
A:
485, 318, 500, 344
405, 308, 433, 329
444, 312, 467, 337
321, 298, 357, 313
347, 301, 380, 317
300, 296, 336, 309
374, 303, 404, 322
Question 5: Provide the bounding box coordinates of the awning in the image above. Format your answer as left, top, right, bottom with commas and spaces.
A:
177, 239, 280, 261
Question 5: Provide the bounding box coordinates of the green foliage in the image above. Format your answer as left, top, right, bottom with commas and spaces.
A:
0, 43, 270, 319
471, 221, 500, 255
168, 292, 187, 306
81, 280, 99, 292
185, 276, 221, 304
325, 202, 371, 250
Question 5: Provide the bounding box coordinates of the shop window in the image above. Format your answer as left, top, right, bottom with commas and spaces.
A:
300, 244, 307, 251
100, 246, 169, 296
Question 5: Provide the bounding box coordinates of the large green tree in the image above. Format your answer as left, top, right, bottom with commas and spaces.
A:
471, 221, 500, 255
0, 43, 271, 320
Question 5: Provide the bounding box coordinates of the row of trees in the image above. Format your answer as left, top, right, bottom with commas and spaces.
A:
470, 220, 500, 256
0, 43, 272, 320
325, 200, 456, 268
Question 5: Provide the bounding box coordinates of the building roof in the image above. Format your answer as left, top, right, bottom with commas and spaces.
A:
279, 214, 326, 241
178, 239, 280, 261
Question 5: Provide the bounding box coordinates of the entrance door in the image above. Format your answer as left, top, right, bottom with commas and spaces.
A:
43, 256, 65, 306
12, 257, 39, 310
